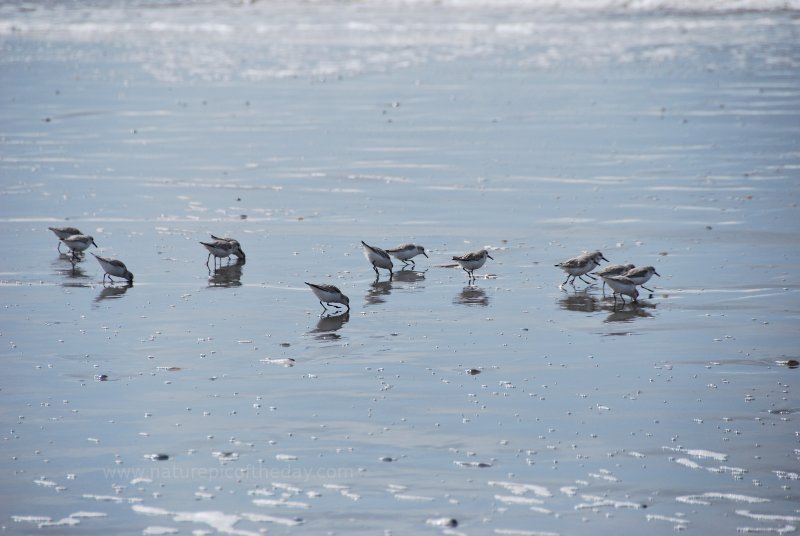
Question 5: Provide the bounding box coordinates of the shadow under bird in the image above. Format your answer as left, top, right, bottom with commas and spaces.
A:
599, 274, 639, 303
385, 243, 428, 268
555, 250, 608, 286
305, 282, 350, 313
361, 241, 393, 278
48, 226, 82, 253
623, 265, 660, 292
92, 253, 134, 284
200, 236, 245, 267
452, 249, 493, 281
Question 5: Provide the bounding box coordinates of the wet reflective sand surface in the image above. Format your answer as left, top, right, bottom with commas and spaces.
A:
1, 2, 799, 534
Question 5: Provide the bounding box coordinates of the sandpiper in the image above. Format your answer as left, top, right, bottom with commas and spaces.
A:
555, 250, 608, 286
453, 249, 493, 281
624, 266, 660, 292
92, 253, 134, 284
361, 241, 393, 278
48, 226, 82, 253
61, 234, 98, 260
386, 243, 428, 268
593, 263, 635, 291
600, 274, 639, 304
305, 282, 350, 313
200, 238, 245, 267
210, 234, 242, 248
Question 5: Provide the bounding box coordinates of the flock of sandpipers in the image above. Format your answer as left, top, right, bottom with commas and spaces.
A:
48, 226, 660, 315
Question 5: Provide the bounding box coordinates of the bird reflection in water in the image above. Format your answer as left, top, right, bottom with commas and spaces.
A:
55, 259, 92, 288
603, 299, 655, 322
454, 285, 489, 306
310, 312, 350, 340
559, 289, 656, 320
58, 250, 85, 264
208, 261, 244, 288
392, 268, 426, 284
94, 282, 132, 303
365, 279, 393, 305
558, 290, 601, 313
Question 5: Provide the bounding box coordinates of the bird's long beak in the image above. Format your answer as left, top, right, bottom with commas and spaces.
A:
92, 240, 98, 247
487, 253, 494, 260
600, 254, 609, 262
654, 270, 661, 277
422, 251, 429, 258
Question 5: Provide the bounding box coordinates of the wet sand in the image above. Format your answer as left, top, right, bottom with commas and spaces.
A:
1, 3, 800, 534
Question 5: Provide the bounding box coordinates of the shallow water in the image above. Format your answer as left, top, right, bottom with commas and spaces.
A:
1, 1, 800, 534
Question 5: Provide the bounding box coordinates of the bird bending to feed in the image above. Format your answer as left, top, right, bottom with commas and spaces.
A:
600, 274, 639, 304
452, 249, 493, 281
92, 253, 134, 284
555, 250, 608, 287
200, 238, 246, 267
593, 263, 635, 291
386, 243, 428, 268
61, 234, 98, 261
623, 265, 660, 292
361, 241, 393, 278
305, 282, 349, 313
48, 226, 82, 253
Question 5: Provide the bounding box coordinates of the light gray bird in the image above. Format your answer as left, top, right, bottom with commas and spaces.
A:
49, 226, 83, 253
361, 241, 393, 278
305, 282, 350, 314
92, 253, 134, 284
555, 250, 608, 286
593, 263, 635, 291
386, 243, 428, 268
600, 274, 639, 304
61, 234, 98, 261
453, 249, 493, 281
200, 237, 245, 267
624, 266, 660, 292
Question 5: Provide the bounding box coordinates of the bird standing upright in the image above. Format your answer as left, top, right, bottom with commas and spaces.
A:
452, 249, 493, 282
555, 250, 608, 287
61, 234, 98, 263
386, 243, 428, 268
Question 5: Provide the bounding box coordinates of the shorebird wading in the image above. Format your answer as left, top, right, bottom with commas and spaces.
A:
200, 238, 246, 267
49, 226, 83, 253
386, 243, 428, 268
624, 265, 660, 292
600, 274, 639, 304
453, 249, 493, 281
361, 241, 393, 278
556, 250, 608, 287
61, 234, 98, 261
305, 282, 350, 314
593, 263, 635, 291
92, 253, 134, 284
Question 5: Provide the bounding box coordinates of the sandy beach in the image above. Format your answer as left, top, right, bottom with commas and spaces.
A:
1, 1, 799, 534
